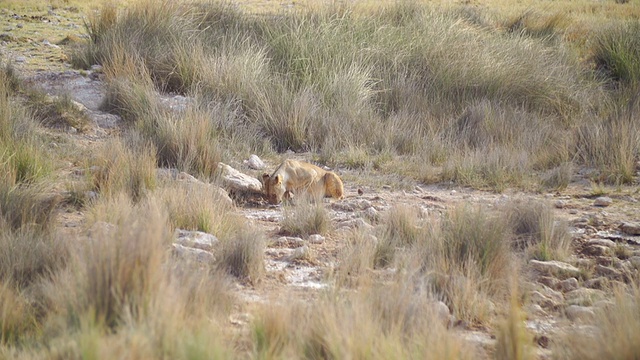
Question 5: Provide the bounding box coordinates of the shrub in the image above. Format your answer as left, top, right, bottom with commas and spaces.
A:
217, 226, 266, 283
592, 20, 640, 89
280, 195, 332, 237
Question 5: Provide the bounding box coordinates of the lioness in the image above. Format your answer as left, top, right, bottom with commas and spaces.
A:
262, 159, 344, 204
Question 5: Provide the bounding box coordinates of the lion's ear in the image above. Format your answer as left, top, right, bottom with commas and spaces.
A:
262, 173, 270, 182
275, 174, 283, 184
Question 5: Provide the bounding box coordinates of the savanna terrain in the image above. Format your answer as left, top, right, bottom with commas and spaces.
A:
1, 0, 640, 358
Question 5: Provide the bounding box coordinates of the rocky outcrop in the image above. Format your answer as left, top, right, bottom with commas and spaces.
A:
217, 162, 263, 195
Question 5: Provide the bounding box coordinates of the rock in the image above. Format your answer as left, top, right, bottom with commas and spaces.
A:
595, 264, 622, 279
537, 284, 564, 304
565, 305, 595, 323
620, 222, 640, 236
593, 197, 613, 207
273, 236, 305, 247
558, 278, 579, 292
331, 199, 373, 212
525, 304, 548, 317
431, 301, 454, 327
530, 291, 559, 309
287, 245, 311, 262
308, 234, 325, 244
565, 288, 606, 306
174, 229, 218, 251
529, 260, 581, 279
15, 56, 26, 63
584, 277, 608, 290
586, 239, 616, 248
536, 276, 559, 289
217, 162, 262, 194
337, 218, 374, 231
172, 243, 214, 263
554, 200, 567, 209
628, 256, 640, 269
363, 206, 380, 222
245, 154, 265, 170
583, 245, 610, 256
89, 111, 121, 129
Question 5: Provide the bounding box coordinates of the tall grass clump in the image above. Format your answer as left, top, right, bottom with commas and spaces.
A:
217, 226, 266, 283
576, 96, 640, 184
494, 284, 536, 360
504, 198, 571, 261
592, 20, 640, 90
251, 282, 471, 359
71, 0, 605, 189
78, 196, 171, 329
374, 205, 423, 268
89, 136, 157, 201
280, 195, 332, 237
416, 205, 513, 323
555, 285, 640, 359
154, 181, 235, 236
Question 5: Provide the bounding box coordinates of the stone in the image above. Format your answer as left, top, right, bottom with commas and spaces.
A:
565, 305, 595, 323
308, 234, 325, 244
273, 236, 305, 247
287, 245, 311, 262
89, 111, 121, 129
525, 304, 548, 317
245, 154, 265, 170
558, 278, 579, 292
363, 206, 380, 222
337, 218, 374, 231
554, 200, 567, 209
174, 229, 218, 251
431, 301, 454, 327
536, 276, 559, 289
584, 277, 608, 290
583, 245, 610, 256
529, 260, 581, 279
595, 264, 622, 279
217, 162, 262, 194
585, 239, 616, 248
620, 222, 640, 236
172, 243, 214, 263
15, 56, 26, 63
593, 197, 613, 207
565, 288, 606, 306
529, 291, 559, 309
628, 256, 640, 269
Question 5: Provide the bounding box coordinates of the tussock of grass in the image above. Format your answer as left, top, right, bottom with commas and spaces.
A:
280, 195, 332, 237
0, 282, 36, 345
217, 226, 265, 283
592, 20, 640, 88
252, 283, 471, 359
89, 136, 157, 201
505, 198, 571, 261
374, 205, 423, 268
79, 197, 171, 329
69, 0, 637, 188
25, 91, 90, 132
556, 285, 640, 359
415, 205, 514, 323
155, 181, 234, 236
494, 285, 536, 360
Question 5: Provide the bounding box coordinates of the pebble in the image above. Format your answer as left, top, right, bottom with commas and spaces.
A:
593, 197, 613, 207
620, 222, 640, 236
308, 234, 325, 244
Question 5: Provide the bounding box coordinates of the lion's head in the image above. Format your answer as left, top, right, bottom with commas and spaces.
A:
262, 173, 286, 205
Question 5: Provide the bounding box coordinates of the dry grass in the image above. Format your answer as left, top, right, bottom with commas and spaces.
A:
555, 284, 640, 359
504, 198, 571, 261
89, 136, 157, 202
280, 195, 332, 237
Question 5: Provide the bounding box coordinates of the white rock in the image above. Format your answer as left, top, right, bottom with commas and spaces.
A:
246, 154, 265, 170
308, 234, 325, 244
628, 256, 640, 269
287, 245, 310, 261
174, 229, 218, 251
586, 239, 616, 248
217, 162, 262, 193
274, 236, 305, 247
529, 260, 581, 278
565, 288, 606, 306
172, 243, 214, 263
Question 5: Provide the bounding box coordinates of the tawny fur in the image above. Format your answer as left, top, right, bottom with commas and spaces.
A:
262, 159, 344, 204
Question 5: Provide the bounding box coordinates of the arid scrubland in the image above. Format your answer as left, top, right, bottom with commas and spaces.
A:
1, 0, 640, 358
